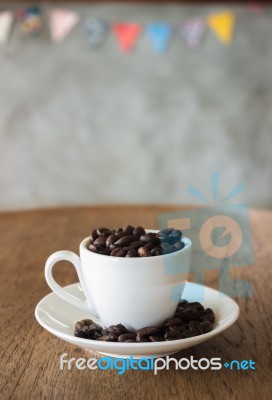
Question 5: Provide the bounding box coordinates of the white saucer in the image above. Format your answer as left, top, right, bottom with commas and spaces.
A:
35, 282, 239, 359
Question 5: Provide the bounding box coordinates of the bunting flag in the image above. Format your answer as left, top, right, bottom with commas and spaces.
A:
248, 3, 265, 14
113, 23, 142, 53
180, 18, 206, 49
84, 17, 108, 49
18, 6, 42, 34
0, 11, 13, 44
147, 23, 172, 54
207, 11, 235, 44
49, 8, 79, 43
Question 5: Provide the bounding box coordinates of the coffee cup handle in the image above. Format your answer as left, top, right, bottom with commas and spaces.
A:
45, 250, 98, 317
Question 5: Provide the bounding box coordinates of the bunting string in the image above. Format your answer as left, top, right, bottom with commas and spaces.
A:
0, 5, 267, 53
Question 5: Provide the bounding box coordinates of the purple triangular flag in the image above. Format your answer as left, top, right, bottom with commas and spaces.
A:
180, 18, 206, 49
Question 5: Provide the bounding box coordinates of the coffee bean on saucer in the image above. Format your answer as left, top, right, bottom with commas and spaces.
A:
74, 300, 215, 343
182, 329, 197, 339
136, 335, 149, 342
108, 323, 127, 336
168, 325, 187, 333
96, 334, 114, 342
188, 321, 200, 335
200, 321, 213, 333
118, 333, 137, 342
149, 335, 164, 342
136, 326, 162, 336
75, 319, 93, 331
200, 313, 215, 324
164, 317, 183, 327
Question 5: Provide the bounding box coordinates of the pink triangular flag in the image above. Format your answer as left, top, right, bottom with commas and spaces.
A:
49, 9, 79, 42
113, 23, 142, 53
248, 3, 265, 14
0, 11, 13, 45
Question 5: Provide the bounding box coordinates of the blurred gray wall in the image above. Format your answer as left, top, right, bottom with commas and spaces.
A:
0, 4, 272, 210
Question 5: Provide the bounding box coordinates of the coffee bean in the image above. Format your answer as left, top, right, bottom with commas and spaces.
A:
110, 248, 127, 257
136, 326, 162, 336
188, 321, 200, 334
88, 225, 185, 257
108, 324, 127, 336
164, 317, 183, 326
149, 336, 164, 342
128, 240, 145, 249
88, 244, 99, 253
96, 335, 114, 341
159, 228, 174, 237
200, 321, 213, 333
133, 226, 145, 236
182, 329, 197, 338
75, 319, 93, 331
118, 334, 137, 342
200, 314, 215, 324
98, 247, 110, 256
106, 234, 118, 247
150, 247, 163, 256
164, 245, 176, 254
183, 302, 204, 310
168, 325, 187, 333
90, 229, 99, 242
94, 236, 107, 247
114, 235, 138, 247
74, 300, 215, 343
174, 241, 185, 251
126, 249, 139, 257
165, 333, 184, 341
140, 234, 161, 245
123, 225, 134, 234
168, 230, 182, 244
136, 335, 149, 342
138, 246, 151, 257
165, 330, 181, 339
97, 227, 108, 236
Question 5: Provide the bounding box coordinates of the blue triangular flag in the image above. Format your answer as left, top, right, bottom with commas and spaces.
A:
84, 17, 108, 49
147, 23, 172, 54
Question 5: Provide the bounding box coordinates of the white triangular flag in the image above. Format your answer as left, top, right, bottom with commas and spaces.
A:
0, 11, 13, 45
49, 8, 79, 43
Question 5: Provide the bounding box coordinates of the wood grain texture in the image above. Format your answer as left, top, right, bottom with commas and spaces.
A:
0, 205, 271, 400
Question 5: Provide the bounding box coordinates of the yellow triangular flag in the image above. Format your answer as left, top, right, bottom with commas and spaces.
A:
207, 11, 235, 44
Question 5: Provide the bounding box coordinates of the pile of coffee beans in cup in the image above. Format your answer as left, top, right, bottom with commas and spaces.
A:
74, 300, 215, 342
88, 225, 185, 257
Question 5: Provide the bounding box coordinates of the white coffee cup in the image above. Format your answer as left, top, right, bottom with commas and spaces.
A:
45, 231, 192, 331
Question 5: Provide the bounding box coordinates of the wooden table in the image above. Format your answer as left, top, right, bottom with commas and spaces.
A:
1, 205, 271, 400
